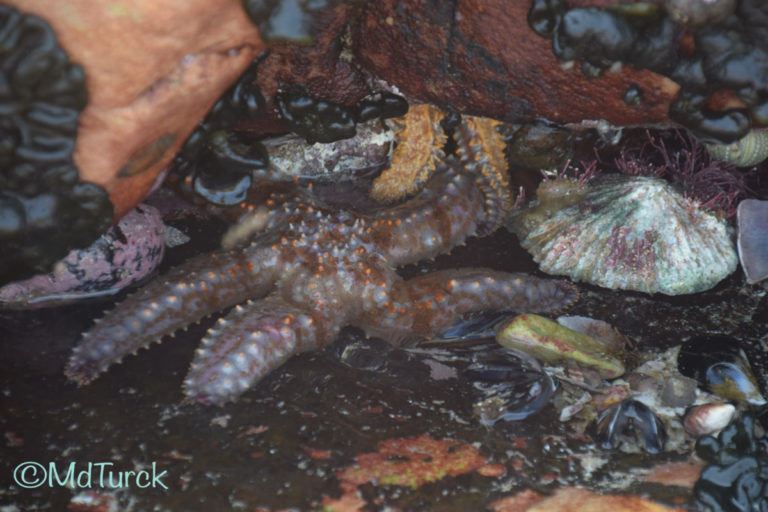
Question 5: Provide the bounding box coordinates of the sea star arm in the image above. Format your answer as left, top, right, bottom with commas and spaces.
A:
357, 269, 577, 344
371, 160, 485, 266
370, 104, 447, 202
182, 294, 343, 405
65, 246, 282, 385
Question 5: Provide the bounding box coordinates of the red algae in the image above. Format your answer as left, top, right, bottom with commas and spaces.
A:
337, 434, 504, 490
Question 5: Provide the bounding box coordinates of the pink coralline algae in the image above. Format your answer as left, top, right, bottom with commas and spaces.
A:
0, 205, 165, 308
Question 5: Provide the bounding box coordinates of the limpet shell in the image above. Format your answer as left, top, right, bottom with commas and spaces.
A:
509, 174, 737, 295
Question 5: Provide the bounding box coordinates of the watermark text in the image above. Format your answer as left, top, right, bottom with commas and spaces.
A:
13, 461, 168, 490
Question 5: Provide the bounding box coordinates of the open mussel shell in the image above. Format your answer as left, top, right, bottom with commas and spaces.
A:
595, 399, 668, 454
677, 335, 767, 405
465, 349, 556, 425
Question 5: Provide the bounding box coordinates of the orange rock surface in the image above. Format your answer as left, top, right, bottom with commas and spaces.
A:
8, 0, 264, 220
491, 487, 688, 512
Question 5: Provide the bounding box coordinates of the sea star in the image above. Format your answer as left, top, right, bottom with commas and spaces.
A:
66, 113, 577, 405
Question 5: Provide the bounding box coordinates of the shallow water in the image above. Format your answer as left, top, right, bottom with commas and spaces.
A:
1, 210, 767, 511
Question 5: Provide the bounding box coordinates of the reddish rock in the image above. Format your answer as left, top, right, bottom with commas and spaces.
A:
524, 487, 686, 512
337, 434, 501, 491
8, 0, 264, 221
238, 3, 372, 136
354, 0, 677, 125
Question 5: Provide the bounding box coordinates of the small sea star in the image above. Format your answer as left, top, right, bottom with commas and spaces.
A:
66, 112, 577, 405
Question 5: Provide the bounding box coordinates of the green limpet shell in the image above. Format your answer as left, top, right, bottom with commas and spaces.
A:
496, 313, 625, 379
508, 175, 738, 295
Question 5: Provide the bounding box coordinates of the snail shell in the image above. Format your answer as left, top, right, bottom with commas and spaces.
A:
706, 129, 768, 167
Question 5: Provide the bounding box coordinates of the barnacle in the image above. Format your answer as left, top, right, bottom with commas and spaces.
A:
0, 5, 112, 285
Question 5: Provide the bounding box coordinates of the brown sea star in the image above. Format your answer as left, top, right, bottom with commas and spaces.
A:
65, 112, 577, 405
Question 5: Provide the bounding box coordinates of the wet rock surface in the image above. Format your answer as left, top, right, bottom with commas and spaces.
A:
1, 209, 767, 510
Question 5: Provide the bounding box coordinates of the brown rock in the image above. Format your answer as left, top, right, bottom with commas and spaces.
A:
9, 0, 264, 220
238, 3, 371, 136
353, 0, 677, 124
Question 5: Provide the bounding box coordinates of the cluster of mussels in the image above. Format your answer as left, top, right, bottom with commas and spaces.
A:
173, 60, 407, 205
0, 5, 113, 286
171, 60, 270, 206
528, 0, 768, 144
694, 412, 768, 512
454, 313, 768, 459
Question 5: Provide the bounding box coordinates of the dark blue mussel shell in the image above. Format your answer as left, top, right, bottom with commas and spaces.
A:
694, 412, 768, 512
677, 335, 766, 405
595, 399, 668, 454
465, 348, 556, 425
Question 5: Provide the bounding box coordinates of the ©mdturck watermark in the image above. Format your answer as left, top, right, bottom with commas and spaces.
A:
13, 461, 169, 490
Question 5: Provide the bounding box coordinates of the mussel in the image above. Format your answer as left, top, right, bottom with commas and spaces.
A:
677, 335, 766, 405
693, 412, 768, 512
465, 349, 556, 425
595, 399, 667, 453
